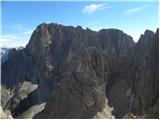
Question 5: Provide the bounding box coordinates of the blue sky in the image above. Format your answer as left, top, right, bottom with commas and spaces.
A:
1, 0, 158, 47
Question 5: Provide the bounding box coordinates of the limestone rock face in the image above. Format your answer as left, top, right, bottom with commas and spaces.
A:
17, 102, 46, 119
1, 23, 158, 119
0, 106, 13, 119
123, 112, 137, 119
132, 29, 159, 116
0, 85, 12, 108
105, 29, 159, 118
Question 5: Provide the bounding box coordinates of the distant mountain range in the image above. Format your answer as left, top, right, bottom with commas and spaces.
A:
1, 47, 24, 63
1, 23, 159, 119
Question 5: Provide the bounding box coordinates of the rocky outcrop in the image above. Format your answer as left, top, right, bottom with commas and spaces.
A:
0, 106, 13, 119
17, 102, 46, 119
123, 112, 137, 119
1, 23, 158, 119
131, 29, 159, 117
106, 29, 159, 118
2, 81, 38, 118
93, 99, 115, 119
0, 85, 12, 108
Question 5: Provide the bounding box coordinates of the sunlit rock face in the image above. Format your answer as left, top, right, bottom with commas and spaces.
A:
1, 23, 159, 119
17, 102, 46, 119
0, 106, 13, 119
93, 99, 115, 119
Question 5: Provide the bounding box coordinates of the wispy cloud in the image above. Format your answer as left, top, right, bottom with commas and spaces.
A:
4, 24, 29, 32
0, 34, 29, 48
125, 5, 147, 15
4, 24, 33, 35
4, 24, 33, 33
1, 24, 33, 47
0, 35, 17, 43
21, 30, 33, 35
82, 3, 111, 15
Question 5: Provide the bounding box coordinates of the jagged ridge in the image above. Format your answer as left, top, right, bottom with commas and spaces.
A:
1, 23, 159, 119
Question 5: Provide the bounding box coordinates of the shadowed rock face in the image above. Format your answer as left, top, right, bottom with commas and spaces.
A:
105, 29, 159, 118
1, 23, 159, 119
132, 29, 159, 116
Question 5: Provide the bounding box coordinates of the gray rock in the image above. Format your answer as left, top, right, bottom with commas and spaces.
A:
1, 23, 158, 119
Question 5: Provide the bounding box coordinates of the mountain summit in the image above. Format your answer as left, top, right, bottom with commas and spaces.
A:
1, 23, 159, 119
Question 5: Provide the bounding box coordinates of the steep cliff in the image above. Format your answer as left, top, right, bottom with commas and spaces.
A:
1, 23, 158, 119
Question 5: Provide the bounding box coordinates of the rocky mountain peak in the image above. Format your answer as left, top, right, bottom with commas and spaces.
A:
1, 23, 158, 119
138, 29, 155, 44
25, 23, 135, 60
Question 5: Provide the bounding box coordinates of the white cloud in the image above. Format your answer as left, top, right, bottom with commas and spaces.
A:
1, 24, 33, 47
21, 30, 33, 35
0, 35, 17, 43
82, 3, 110, 14
0, 34, 28, 48
125, 5, 147, 15
4, 24, 33, 34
